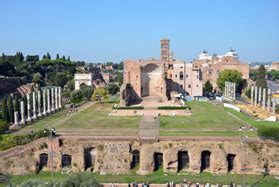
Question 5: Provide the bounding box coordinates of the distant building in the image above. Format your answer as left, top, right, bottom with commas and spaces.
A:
192, 49, 249, 90
270, 62, 279, 71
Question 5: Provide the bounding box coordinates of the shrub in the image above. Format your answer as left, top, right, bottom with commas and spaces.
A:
112, 105, 144, 110
0, 120, 8, 134
70, 90, 83, 103
92, 87, 108, 101
81, 86, 94, 100
107, 83, 119, 95
158, 106, 191, 110
0, 129, 50, 151
258, 127, 279, 141
62, 173, 99, 187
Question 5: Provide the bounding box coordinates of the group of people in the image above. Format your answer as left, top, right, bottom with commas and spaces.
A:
65, 106, 79, 117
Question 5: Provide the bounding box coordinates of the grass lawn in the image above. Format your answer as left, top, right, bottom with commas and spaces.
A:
160, 102, 245, 130
4, 171, 279, 186
224, 107, 279, 129
160, 130, 257, 137
15, 103, 141, 135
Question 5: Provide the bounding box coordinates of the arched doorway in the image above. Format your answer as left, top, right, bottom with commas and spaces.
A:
131, 150, 140, 169
227, 154, 236, 172
141, 64, 162, 97
154, 152, 163, 171
62, 154, 72, 168
39, 153, 48, 169
177, 151, 189, 171
84, 147, 96, 171
201, 151, 211, 172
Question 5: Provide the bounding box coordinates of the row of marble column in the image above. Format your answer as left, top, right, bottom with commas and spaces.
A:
14, 87, 62, 126
250, 86, 276, 114
224, 81, 236, 100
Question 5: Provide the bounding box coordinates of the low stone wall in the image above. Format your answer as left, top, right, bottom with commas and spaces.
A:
0, 137, 278, 176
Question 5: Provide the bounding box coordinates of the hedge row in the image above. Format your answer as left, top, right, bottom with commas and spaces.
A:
157, 106, 191, 110
112, 106, 144, 110
0, 129, 50, 151
258, 127, 279, 142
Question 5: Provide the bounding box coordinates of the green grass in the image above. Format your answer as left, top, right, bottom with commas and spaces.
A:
160, 130, 257, 137
15, 103, 141, 135
4, 172, 279, 186
160, 102, 245, 130
61, 103, 140, 129
224, 107, 279, 129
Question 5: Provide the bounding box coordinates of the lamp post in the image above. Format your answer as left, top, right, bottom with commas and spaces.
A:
44, 127, 56, 183
239, 125, 253, 187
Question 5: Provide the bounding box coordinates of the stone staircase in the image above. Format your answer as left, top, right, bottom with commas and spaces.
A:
139, 114, 159, 140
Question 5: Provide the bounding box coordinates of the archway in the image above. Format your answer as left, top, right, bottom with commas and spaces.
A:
39, 153, 48, 169
154, 152, 163, 171
201, 151, 211, 172
62, 154, 72, 168
131, 150, 140, 169
227, 154, 236, 172
141, 64, 162, 97
84, 147, 96, 171
177, 151, 189, 171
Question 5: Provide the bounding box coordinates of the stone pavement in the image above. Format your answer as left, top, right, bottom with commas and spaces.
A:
139, 113, 159, 139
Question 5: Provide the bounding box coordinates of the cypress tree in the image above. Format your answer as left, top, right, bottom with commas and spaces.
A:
14, 95, 20, 118
56, 54, 60, 60
47, 52, 51, 60
2, 97, 9, 122
256, 65, 267, 88
62, 55, 66, 61
1, 53, 4, 60
7, 96, 14, 123
67, 56, 70, 61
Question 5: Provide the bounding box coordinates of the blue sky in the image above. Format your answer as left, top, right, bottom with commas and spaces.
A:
0, 0, 278, 63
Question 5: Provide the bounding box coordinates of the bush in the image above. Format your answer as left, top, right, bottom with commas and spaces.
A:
158, 106, 191, 110
107, 83, 119, 95
258, 127, 279, 141
112, 105, 144, 110
0, 120, 8, 134
0, 129, 50, 151
70, 90, 83, 103
62, 173, 98, 187
81, 86, 94, 100
92, 87, 108, 101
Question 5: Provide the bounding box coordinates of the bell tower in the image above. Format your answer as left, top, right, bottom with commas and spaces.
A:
160, 39, 170, 62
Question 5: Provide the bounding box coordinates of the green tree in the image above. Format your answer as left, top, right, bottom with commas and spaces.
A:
7, 96, 14, 123
81, 86, 94, 100
217, 69, 243, 93
204, 80, 213, 93
67, 56, 71, 61
107, 83, 119, 95
245, 86, 251, 98
67, 79, 75, 91
256, 65, 267, 88
53, 72, 68, 87
32, 72, 43, 85
14, 95, 20, 114
0, 61, 16, 76
1, 97, 9, 122
56, 54, 60, 60
267, 70, 279, 81
118, 61, 124, 70
70, 90, 83, 103
62, 55, 66, 61
0, 120, 8, 134
92, 87, 108, 100
46, 52, 51, 60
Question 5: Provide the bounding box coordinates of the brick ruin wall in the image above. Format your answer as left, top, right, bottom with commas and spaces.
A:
0, 138, 278, 176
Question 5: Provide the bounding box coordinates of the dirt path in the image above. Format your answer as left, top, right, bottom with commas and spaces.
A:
139, 113, 159, 139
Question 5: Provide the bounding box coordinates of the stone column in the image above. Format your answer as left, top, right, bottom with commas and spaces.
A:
42, 89, 47, 116
267, 89, 271, 112
233, 82, 236, 100
258, 87, 262, 107
58, 87, 62, 109
272, 97, 276, 114
20, 101, 26, 125
47, 89, 51, 114
37, 91, 42, 118
224, 81, 227, 97
254, 86, 258, 106
31, 92, 37, 120
262, 88, 266, 110
55, 87, 58, 110
14, 111, 19, 127
251, 86, 254, 105
26, 93, 32, 122
51, 87, 55, 112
